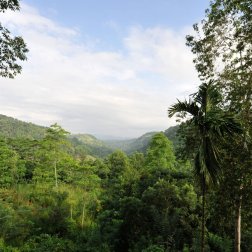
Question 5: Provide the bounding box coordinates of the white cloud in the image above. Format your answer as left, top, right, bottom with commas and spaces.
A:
0, 3, 199, 138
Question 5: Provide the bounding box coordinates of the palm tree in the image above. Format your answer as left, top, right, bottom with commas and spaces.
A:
168, 83, 242, 252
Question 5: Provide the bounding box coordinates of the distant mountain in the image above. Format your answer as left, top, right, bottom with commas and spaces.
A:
71, 134, 105, 146
0, 114, 180, 157
105, 131, 157, 154
69, 134, 114, 158
0, 114, 46, 139
70, 131, 159, 157
68, 127, 180, 157
104, 127, 179, 154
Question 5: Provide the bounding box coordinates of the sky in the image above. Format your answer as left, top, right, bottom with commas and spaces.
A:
0, 0, 209, 139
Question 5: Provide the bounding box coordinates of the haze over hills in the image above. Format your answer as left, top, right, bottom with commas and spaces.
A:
0, 114, 179, 156
104, 132, 157, 154
71, 126, 179, 155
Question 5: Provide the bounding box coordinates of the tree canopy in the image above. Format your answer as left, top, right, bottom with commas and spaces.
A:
0, 0, 28, 78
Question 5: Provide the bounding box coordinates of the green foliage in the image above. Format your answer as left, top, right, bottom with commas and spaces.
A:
0, 238, 19, 252
208, 233, 232, 252
0, 118, 249, 252
33, 124, 71, 187
0, 189, 34, 247
169, 51, 242, 252
129, 152, 145, 171
169, 83, 242, 185
145, 132, 176, 171
141, 244, 165, 252
69, 134, 113, 158
0, 115, 46, 140
98, 149, 200, 251
0, 0, 28, 78
0, 139, 21, 187
185, 1, 252, 250
22, 234, 75, 252
28, 190, 71, 236
107, 150, 130, 178
163, 125, 179, 148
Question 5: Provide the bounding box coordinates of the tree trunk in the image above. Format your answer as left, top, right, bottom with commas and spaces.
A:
54, 159, 58, 188
201, 179, 206, 252
81, 202, 85, 229
70, 204, 73, 220
234, 196, 242, 252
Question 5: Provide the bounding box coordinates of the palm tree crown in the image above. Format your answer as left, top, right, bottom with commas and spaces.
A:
169, 83, 241, 185
169, 83, 242, 252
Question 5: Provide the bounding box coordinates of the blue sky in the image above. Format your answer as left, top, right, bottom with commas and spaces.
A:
0, 0, 210, 138
24, 0, 209, 50
24, 0, 209, 27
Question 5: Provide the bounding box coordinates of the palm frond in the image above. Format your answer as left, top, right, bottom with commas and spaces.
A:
168, 99, 199, 118
203, 137, 221, 185
205, 111, 243, 138
194, 83, 222, 110
169, 81, 242, 189
194, 138, 221, 186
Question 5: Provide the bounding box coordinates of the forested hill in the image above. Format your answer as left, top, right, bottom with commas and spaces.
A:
69, 131, 175, 157
0, 114, 46, 139
105, 126, 179, 154
68, 134, 114, 157
0, 114, 179, 156
104, 132, 157, 154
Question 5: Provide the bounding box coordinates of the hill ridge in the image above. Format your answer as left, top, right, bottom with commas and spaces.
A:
0, 114, 179, 156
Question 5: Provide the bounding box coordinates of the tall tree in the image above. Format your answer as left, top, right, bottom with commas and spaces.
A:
0, 0, 28, 78
33, 124, 70, 188
186, 1, 252, 250
168, 83, 242, 252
